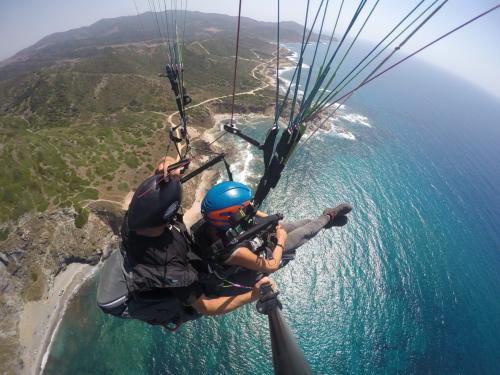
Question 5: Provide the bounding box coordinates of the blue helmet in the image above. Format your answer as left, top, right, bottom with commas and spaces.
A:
201, 181, 253, 229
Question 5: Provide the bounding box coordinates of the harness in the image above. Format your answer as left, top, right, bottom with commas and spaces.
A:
120, 214, 200, 293
191, 213, 283, 287
97, 213, 203, 328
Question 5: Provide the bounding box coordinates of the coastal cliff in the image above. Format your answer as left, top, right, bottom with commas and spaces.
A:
0, 94, 276, 374
0, 207, 120, 373
0, 10, 293, 373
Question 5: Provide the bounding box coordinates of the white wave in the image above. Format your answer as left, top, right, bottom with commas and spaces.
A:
229, 142, 257, 185
41, 266, 99, 372
332, 102, 346, 111
334, 127, 356, 141
322, 102, 346, 113
278, 66, 295, 75
240, 145, 255, 184
287, 51, 299, 62
278, 63, 295, 90
303, 121, 356, 142
279, 78, 292, 94
278, 81, 307, 99
302, 63, 310, 69
340, 113, 372, 127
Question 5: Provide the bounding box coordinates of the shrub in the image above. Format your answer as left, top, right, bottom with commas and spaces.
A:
0, 228, 9, 241
118, 182, 129, 192
74, 204, 89, 228
124, 154, 139, 168
74, 188, 99, 201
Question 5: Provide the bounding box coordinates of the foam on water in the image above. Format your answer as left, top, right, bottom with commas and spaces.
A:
278, 66, 295, 75
334, 127, 356, 140
288, 50, 299, 62
340, 113, 372, 127
333, 102, 346, 110
305, 118, 358, 142
44, 41, 500, 375
229, 141, 255, 185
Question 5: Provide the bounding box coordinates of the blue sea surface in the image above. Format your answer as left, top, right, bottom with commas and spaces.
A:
44, 43, 500, 374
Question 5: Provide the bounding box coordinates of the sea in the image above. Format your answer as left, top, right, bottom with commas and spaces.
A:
44, 41, 500, 374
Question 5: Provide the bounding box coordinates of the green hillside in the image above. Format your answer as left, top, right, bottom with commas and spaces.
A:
0, 12, 284, 228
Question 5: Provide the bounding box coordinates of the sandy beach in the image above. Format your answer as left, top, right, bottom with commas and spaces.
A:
19, 263, 96, 375
18, 114, 260, 375
18, 45, 284, 375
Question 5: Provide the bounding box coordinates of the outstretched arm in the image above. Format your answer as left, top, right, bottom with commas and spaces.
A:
225, 225, 288, 273
226, 246, 282, 273
192, 277, 275, 316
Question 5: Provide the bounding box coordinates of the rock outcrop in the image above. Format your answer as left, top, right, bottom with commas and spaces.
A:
0, 207, 121, 374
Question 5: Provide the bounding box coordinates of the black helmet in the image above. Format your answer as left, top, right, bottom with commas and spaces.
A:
127, 175, 182, 230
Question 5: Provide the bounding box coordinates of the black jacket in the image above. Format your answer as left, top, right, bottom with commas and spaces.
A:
120, 214, 200, 294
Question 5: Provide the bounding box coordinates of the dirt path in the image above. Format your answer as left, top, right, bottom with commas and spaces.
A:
82, 194, 133, 212
191, 41, 210, 55
94, 75, 109, 99
167, 55, 275, 128
82, 199, 122, 209
83, 54, 276, 210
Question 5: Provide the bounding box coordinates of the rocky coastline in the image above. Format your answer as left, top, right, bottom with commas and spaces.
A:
0, 47, 285, 375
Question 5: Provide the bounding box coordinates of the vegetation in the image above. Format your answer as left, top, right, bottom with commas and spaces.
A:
0, 12, 303, 375
0, 17, 278, 226
0, 228, 9, 241
186, 106, 213, 128
117, 182, 129, 192
0, 338, 18, 372
0, 109, 174, 222
74, 204, 90, 228
21, 267, 45, 302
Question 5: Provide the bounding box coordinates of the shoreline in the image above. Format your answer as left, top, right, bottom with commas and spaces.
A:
19, 263, 96, 375
25, 46, 285, 375
23, 114, 270, 375
183, 112, 273, 229
26, 112, 251, 375
39, 266, 99, 371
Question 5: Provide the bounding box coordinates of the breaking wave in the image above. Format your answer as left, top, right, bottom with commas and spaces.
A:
340, 113, 372, 127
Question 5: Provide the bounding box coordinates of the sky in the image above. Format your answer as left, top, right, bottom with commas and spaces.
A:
1, 0, 499, 98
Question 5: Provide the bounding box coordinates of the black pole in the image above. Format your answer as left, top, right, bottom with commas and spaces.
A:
180, 154, 229, 183
224, 124, 263, 149
257, 285, 312, 375
268, 308, 313, 375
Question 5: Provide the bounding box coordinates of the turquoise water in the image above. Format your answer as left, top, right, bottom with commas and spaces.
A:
44, 45, 500, 374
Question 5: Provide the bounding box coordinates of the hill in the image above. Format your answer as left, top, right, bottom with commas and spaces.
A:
0, 11, 303, 374
0, 11, 303, 228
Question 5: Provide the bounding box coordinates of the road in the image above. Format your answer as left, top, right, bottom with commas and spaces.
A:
167, 55, 275, 128
84, 53, 276, 209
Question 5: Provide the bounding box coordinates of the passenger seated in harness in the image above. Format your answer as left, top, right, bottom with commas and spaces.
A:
191, 181, 353, 296
97, 158, 275, 331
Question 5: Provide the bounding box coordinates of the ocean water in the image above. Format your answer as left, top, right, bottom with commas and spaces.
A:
44, 43, 500, 374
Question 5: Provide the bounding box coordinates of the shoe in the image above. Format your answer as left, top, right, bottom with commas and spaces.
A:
323, 203, 352, 228
323, 203, 352, 220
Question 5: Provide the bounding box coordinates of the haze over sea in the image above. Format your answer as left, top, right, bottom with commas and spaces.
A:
44, 42, 500, 374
